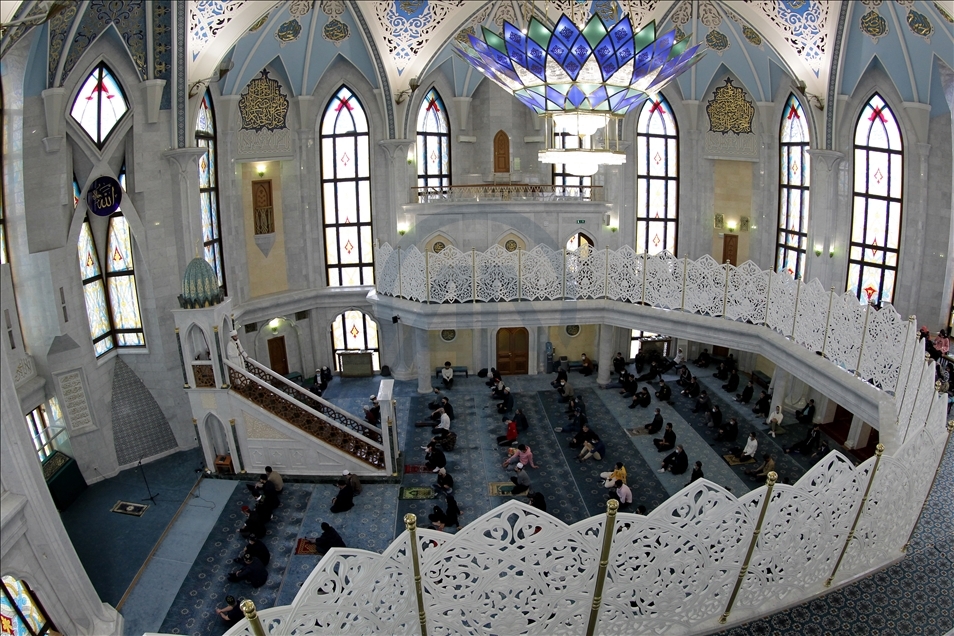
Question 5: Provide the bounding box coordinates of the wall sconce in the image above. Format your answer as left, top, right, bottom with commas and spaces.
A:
829, 248, 835, 258
268, 318, 281, 334
609, 224, 618, 233
256, 163, 266, 178
726, 221, 737, 233
814, 246, 823, 257
406, 146, 414, 165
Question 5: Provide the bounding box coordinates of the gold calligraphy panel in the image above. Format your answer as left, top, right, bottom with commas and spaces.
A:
706, 78, 755, 135
239, 69, 289, 132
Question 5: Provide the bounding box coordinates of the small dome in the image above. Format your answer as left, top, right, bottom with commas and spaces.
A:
179, 257, 224, 308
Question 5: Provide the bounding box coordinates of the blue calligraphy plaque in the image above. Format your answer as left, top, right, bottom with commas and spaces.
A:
86, 176, 122, 216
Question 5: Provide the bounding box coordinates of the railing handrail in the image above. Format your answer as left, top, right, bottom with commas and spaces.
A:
226, 360, 384, 452
412, 183, 604, 203
241, 357, 383, 436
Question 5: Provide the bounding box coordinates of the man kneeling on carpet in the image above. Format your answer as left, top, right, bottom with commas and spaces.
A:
228, 553, 268, 588
510, 463, 531, 495
235, 534, 270, 567
313, 522, 346, 555
216, 595, 244, 627
659, 445, 689, 475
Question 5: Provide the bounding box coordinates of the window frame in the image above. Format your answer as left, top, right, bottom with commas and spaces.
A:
319, 86, 375, 287
330, 310, 380, 372
416, 88, 451, 196
551, 132, 593, 196
195, 90, 227, 293
776, 94, 811, 279
847, 93, 903, 306
635, 97, 679, 256
69, 63, 129, 150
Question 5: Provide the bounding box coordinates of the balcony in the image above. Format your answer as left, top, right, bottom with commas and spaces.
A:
411, 183, 603, 204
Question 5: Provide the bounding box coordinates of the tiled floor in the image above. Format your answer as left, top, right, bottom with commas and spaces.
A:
62, 374, 953, 635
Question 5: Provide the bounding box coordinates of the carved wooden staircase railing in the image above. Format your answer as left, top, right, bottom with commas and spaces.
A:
227, 361, 385, 469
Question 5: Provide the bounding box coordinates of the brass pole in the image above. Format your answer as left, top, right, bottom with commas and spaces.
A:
585, 499, 619, 636
680, 256, 688, 310
894, 317, 918, 409
903, 419, 954, 552
825, 444, 885, 587
722, 259, 730, 318
720, 471, 778, 624
855, 304, 871, 377
640, 252, 648, 305
240, 599, 266, 636
405, 513, 429, 636
821, 287, 835, 357
791, 279, 801, 339
762, 270, 773, 327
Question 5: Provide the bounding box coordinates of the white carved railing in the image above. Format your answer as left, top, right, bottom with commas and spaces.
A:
412, 183, 604, 203
375, 243, 913, 394
222, 355, 949, 634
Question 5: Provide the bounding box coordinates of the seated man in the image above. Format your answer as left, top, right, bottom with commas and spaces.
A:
752, 391, 771, 417
565, 395, 586, 416
314, 522, 346, 555
510, 463, 531, 495
682, 377, 701, 398
644, 408, 664, 434
569, 423, 598, 449
486, 367, 502, 387
612, 352, 627, 375
513, 408, 529, 432
557, 379, 575, 403
745, 453, 776, 480
424, 443, 447, 471
620, 373, 639, 397
441, 361, 455, 389
236, 534, 270, 567
691, 390, 712, 414
330, 479, 355, 513
363, 396, 381, 425
215, 595, 244, 627
795, 399, 816, 425
629, 387, 652, 409
608, 480, 633, 507
722, 369, 740, 392
676, 366, 693, 388
654, 422, 676, 452
766, 405, 785, 438
655, 380, 672, 403
715, 417, 739, 443
246, 466, 283, 498
502, 443, 538, 470
706, 404, 723, 429
239, 505, 270, 539
496, 416, 518, 446
600, 462, 626, 488
636, 362, 659, 383
734, 432, 759, 462
735, 381, 754, 404
660, 445, 689, 475
433, 467, 454, 495
555, 407, 587, 435
694, 349, 711, 367
228, 553, 268, 588
491, 378, 507, 399
496, 387, 514, 414
786, 424, 822, 455
670, 347, 686, 370
713, 362, 729, 381
551, 367, 568, 388
577, 435, 606, 462
688, 461, 704, 484
579, 353, 594, 376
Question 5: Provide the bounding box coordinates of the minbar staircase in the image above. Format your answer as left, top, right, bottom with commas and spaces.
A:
227, 359, 388, 470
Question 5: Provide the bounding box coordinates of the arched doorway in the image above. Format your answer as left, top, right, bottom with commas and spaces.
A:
493, 130, 510, 173
496, 327, 529, 375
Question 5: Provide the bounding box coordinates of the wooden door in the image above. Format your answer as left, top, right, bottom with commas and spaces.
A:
267, 336, 289, 376
493, 130, 510, 173
496, 327, 529, 375
722, 234, 739, 266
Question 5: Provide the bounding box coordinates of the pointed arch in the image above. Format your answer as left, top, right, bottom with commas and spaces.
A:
847, 94, 903, 305
635, 96, 679, 255
105, 212, 145, 346
330, 309, 380, 371
69, 63, 129, 150
416, 88, 451, 195
195, 90, 227, 292
319, 86, 375, 287
78, 217, 113, 356
776, 93, 811, 279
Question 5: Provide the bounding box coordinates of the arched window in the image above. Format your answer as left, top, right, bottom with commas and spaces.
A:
319, 86, 374, 287
77, 171, 145, 356
566, 232, 594, 251
195, 90, 226, 292
635, 97, 678, 255
331, 310, 380, 371
78, 217, 113, 356
1, 575, 56, 635
70, 63, 128, 149
777, 94, 810, 279
416, 88, 450, 195
848, 94, 902, 305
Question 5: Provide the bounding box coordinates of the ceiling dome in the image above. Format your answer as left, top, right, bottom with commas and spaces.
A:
178, 257, 224, 308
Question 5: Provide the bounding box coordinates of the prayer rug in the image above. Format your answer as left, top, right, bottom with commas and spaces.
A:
627, 428, 651, 437
723, 454, 755, 466
399, 487, 436, 500
489, 482, 521, 497
404, 464, 431, 474
111, 501, 148, 517
294, 538, 319, 555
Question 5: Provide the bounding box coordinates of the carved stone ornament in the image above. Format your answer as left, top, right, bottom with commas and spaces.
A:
706, 78, 755, 135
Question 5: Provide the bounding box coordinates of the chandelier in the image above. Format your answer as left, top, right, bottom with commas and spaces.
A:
456, 12, 704, 175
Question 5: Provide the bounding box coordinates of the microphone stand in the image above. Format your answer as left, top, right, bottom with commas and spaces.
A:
139, 456, 159, 505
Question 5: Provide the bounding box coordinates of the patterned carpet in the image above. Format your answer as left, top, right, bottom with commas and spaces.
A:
150, 373, 953, 635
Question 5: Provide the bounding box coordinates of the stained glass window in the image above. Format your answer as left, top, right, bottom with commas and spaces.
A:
70, 64, 128, 149
848, 94, 902, 306
25, 405, 54, 461
777, 94, 811, 279
1, 575, 55, 636
416, 88, 451, 196
195, 90, 226, 291
636, 97, 678, 255
78, 218, 113, 356
106, 214, 145, 347
320, 86, 374, 287
331, 310, 380, 371
552, 132, 592, 196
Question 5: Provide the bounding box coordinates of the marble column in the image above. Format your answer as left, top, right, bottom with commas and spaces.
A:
804, 150, 845, 286
768, 367, 789, 415
415, 326, 432, 394
162, 147, 207, 263
844, 415, 872, 450
597, 324, 615, 386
